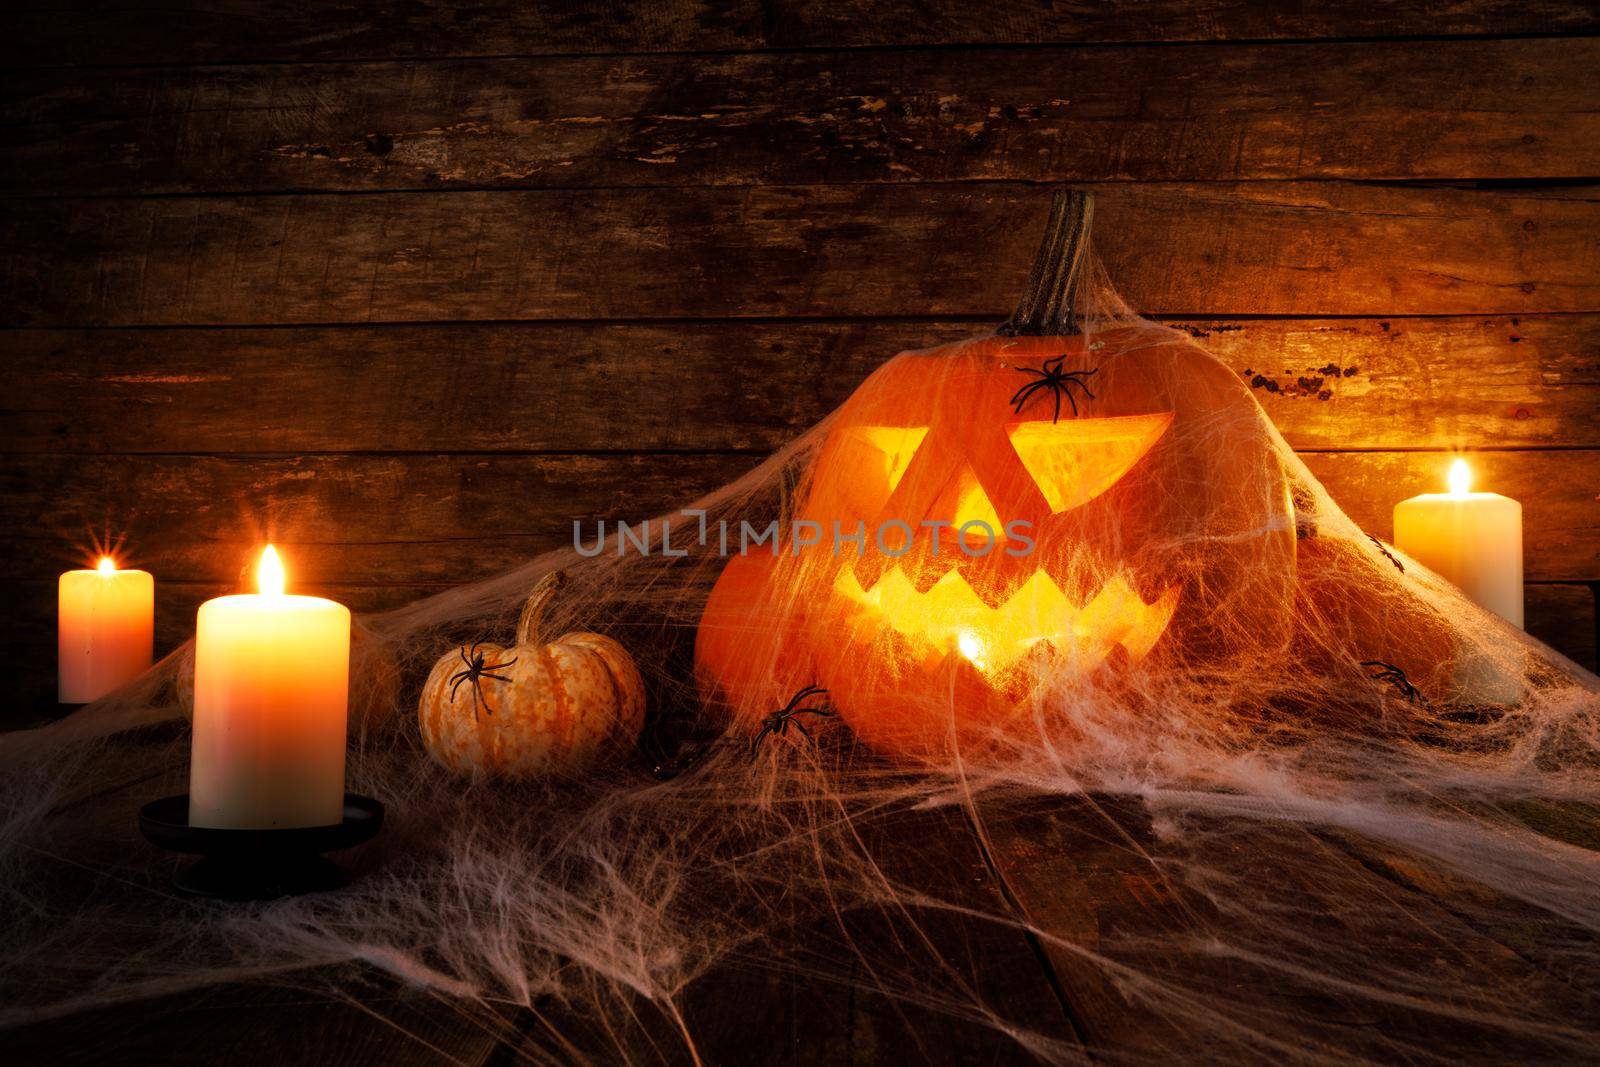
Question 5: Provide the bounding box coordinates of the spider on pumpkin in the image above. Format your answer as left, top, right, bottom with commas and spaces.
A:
1361, 660, 1426, 706
751, 685, 836, 759
1009, 354, 1098, 423
449, 643, 519, 719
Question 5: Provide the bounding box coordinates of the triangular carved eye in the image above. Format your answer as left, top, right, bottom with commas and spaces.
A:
1005, 412, 1173, 514
844, 426, 929, 494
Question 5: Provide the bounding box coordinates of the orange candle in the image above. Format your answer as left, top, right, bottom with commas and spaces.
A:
189, 546, 350, 829
58, 556, 153, 703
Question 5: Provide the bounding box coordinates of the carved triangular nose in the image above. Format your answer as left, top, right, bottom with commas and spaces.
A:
852, 464, 994, 587
849, 407, 1045, 595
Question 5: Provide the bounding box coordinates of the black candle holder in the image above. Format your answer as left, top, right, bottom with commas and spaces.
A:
139, 793, 383, 900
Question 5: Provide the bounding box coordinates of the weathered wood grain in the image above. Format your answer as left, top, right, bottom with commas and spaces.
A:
4, 315, 1597, 455
7, 982, 507, 1067
1195, 315, 1600, 452
554, 802, 1082, 1064
7, 1, 1597, 67
2, 0, 1595, 1061
1526, 583, 1598, 672
1320, 822, 1600, 1046
2, 449, 1595, 585
6, 184, 1598, 327
0, 322, 897, 455
9, 38, 1597, 196
963, 798, 1228, 1058
4, 804, 1077, 1064
1302, 450, 1600, 583
977, 796, 1600, 1063
0, 452, 758, 585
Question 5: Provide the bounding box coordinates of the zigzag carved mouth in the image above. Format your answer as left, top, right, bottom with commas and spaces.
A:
833, 565, 1180, 676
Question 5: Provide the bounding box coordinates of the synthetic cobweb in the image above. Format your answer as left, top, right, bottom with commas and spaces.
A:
2, 190, 1596, 1064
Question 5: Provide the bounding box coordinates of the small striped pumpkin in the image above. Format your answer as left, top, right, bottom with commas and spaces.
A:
418, 572, 645, 777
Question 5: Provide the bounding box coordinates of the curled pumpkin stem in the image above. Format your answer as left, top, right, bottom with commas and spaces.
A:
517, 570, 567, 646
998, 189, 1094, 337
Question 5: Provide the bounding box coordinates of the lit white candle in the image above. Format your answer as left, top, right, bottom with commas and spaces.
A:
189, 546, 350, 829
1393, 459, 1523, 627
58, 556, 154, 703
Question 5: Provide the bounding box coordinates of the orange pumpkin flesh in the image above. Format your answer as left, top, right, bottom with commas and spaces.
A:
696, 192, 1297, 761
694, 552, 814, 724
419, 573, 645, 777
795, 330, 1294, 758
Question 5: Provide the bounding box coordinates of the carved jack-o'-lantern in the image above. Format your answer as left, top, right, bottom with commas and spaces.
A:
698, 192, 1297, 758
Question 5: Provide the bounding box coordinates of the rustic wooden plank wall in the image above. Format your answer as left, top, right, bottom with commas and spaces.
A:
2, 0, 1597, 718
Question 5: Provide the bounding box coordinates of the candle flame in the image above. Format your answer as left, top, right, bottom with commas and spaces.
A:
957, 630, 988, 672
1447, 458, 1472, 496
258, 545, 286, 597
97, 556, 116, 575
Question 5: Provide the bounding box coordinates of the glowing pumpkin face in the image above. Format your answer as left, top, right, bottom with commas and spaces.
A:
697, 190, 1296, 758
808, 341, 1178, 678
779, 329, 1297, 757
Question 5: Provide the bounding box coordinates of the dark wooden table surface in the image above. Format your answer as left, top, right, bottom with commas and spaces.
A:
10, 788, 1596, 1065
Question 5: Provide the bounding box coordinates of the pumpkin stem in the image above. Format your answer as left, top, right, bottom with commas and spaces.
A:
997, 189, 1094, 337
516, 570, 566, 645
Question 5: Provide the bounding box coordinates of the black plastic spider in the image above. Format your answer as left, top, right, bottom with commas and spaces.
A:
1010, 354, 1098, 423
1362, 660, 1425, 706
1367, 534, 1405, 573
449, 643, 519, 719
751, 685, 836, 759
